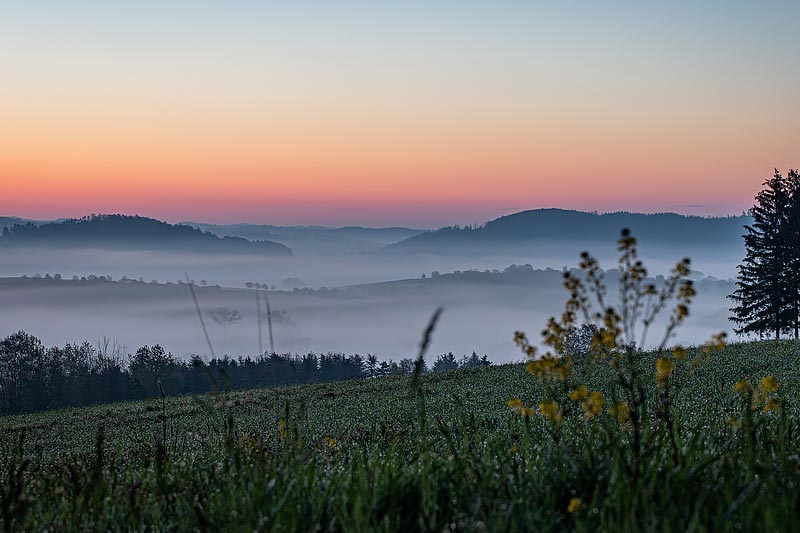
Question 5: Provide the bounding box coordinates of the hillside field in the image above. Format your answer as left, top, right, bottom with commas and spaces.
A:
1, 341, 799, 531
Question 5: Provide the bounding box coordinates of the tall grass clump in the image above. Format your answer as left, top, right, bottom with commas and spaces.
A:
508, 229, 794, 530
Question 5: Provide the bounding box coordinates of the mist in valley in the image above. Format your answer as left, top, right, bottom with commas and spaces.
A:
0, 257, 736, 366
0, 210, 748, 364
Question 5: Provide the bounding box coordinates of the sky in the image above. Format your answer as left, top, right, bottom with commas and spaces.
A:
1, 1, 799, 227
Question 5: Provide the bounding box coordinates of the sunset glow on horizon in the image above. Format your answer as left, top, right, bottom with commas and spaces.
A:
2, 1, 798, 227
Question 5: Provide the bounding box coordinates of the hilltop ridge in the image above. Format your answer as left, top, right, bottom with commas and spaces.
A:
0, 214, 292, 255
384, 208, 749, 255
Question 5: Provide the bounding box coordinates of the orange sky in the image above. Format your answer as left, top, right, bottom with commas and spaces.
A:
1, 2, 798, 226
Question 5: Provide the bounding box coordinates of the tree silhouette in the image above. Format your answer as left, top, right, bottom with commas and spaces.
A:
730, 169, 800, 339
0, 331, 493, 415
432, 352, 458, 372
206, 307, 243, 326
785, 170, 800, 337
365, 354, 379, 378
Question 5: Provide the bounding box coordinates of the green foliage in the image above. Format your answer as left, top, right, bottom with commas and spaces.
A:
731, 168, 800, 339
431, 352, 458, 373
0, 333, 495, 415
0, 341, 798, 531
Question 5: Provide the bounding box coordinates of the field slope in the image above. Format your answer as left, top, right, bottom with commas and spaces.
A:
1, 341, 799, 531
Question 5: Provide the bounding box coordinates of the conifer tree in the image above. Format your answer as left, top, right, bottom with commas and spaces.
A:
730, 170, 799, 338
784, 169, 800, 337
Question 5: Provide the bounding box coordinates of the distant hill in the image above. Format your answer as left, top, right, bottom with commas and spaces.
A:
0, 217, 51, 231
0, 215, 292, 255
383, 209, 750, 256
185, 222, 422, 255
343, 262, 731, 295
0, 217, 26, 231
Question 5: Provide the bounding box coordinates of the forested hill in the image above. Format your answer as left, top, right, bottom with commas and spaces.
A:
383, 209, 750, 255
0, 217, 27, 230
0, 216, 50, 231
0, 215, 293, 255
185, 222, 422, 255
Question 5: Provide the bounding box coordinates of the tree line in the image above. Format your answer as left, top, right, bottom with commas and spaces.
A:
0, 331, 492, 415
731, 169, 800, 339
20, 273, 218, 286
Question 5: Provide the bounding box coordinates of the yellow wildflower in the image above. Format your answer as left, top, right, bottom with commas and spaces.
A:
508, 398, 536, 417
582, 391, 605, 418
726, 417, 741, 428
539, 401, 560, 421
526, 355, 571, 381
673, 346, 688, 360
656, 357, 674, 375
569, 386, 588, 401
608, 401, 630, 424
764, 398, 780, 412
567, 498, 582, 513
656, 357, 674, 384
595, 329, 617, 350
509, 398, 534, 417
325, 436, 337, 448
241, 432, 259, 450
710, 332, 727, 350
759, 376, 779, 393
734, 380, 750, 393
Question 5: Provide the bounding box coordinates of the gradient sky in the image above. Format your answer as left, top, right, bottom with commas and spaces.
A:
2, 1, 799, 227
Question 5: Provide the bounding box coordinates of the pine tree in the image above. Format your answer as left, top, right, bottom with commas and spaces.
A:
432, 352, 458, 373
730, 170, 798, 338
784, 169, 800, 338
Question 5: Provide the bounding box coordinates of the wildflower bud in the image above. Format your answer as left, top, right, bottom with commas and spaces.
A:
508, 397, 523, 410
608, 401, 630, 424
569, 386, 588, 401
581, 391, 605, 418
726, 417, 741, 428
759, 375, 779, 393
538, 401, 560, 422
656, 357, 675, 384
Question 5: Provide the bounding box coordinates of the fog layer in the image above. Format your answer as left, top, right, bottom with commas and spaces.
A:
0, 269, 734, 365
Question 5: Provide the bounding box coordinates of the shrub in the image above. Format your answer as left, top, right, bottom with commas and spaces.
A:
206, 307, 243, 326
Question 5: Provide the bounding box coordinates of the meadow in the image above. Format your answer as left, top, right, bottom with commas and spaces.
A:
1, 340, 799, 531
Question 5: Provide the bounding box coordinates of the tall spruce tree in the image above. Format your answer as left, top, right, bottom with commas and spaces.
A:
784, 169, 800, 337
730, 169, 800, 339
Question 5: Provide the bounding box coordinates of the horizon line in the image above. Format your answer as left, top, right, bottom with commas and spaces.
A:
0, 206, 751, 231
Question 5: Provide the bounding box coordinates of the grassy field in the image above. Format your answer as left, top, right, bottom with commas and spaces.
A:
1, 340, 799, 531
